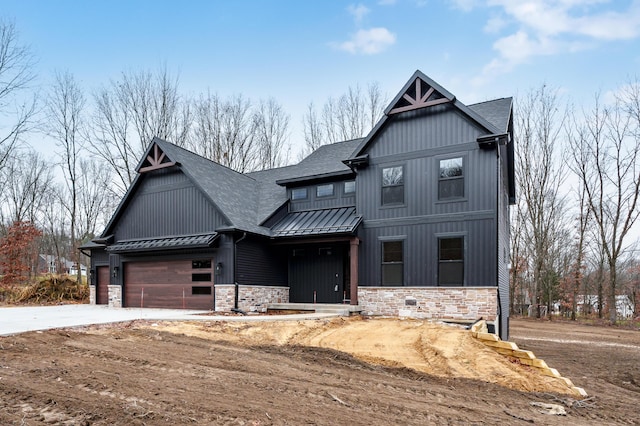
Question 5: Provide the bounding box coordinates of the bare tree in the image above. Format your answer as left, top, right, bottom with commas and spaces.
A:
0, 20, 37, 174
0, 150, 52, 225
77, 158, 116, 241
301, 82, 386, 158
569, 183, 591, 320
46, 70, 85, 283
253, 97, 290, 170
189, 92, 258, 172
90, 67, 191, 195
515, 85, 568, 317
569, 86, 640, 324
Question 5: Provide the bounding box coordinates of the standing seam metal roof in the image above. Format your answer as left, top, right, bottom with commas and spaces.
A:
271, 207, 362, 237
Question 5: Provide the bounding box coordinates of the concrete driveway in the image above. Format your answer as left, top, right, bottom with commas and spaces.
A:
0, 304, 339, 336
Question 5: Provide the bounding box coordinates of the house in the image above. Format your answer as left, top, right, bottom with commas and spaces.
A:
81, 71, 514, 339
38, 254, 87, 276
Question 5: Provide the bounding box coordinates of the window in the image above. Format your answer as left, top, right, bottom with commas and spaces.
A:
192, 286, 212, 295
291, 187, 308, 200
192, 273, 212, 282
438, 237, 464, 286
382, 166, 404, 205
439, 157, 464, 200
192, 260, 211, 269
382, 241, 403, 286
344, 180, 356, 194
316, 183, 334, 198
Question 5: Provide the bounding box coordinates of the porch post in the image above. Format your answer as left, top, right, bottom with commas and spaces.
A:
350, 237, 359, 305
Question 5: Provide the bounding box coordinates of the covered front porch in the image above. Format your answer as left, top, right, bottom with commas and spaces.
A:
269, 206, 362, 305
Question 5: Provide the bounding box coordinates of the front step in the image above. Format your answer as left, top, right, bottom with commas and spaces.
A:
267, 303, 362, 316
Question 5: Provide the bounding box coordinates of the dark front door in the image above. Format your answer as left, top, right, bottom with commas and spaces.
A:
96, 266, 109, 305
289, 245, 344, 303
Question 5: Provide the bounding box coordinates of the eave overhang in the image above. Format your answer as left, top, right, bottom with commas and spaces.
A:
105, 233, 219, 254
276, 169, 355, 187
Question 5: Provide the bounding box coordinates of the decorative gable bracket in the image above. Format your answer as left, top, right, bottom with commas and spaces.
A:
139, 143, 177, 173
388, 77, 452, 115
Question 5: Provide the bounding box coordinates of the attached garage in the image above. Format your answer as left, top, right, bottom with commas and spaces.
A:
123, 259, 214, 310
96, 266, 109, 305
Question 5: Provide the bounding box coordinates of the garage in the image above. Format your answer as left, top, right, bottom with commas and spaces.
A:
123, 259, 214, 310
96, 266, 109, 305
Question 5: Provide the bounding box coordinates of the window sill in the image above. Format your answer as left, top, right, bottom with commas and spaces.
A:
435, 197, 467, 205
380, 203, 406, 209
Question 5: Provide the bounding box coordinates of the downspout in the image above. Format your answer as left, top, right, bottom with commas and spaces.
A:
234, 232, 247, 309
496, 140, 502, 338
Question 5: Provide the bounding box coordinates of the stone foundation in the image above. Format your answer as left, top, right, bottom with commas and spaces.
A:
108, 285, 122, 308
89, 285, 96, 304
214, 285, 236, 312
238, 285, 289, 312
214, 284, 290, 312
358, 287, 497, 321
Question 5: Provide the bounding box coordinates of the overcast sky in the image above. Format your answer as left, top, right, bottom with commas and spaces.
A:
4, 0, 640, 157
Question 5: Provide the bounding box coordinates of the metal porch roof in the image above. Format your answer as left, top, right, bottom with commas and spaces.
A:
105, 233, 219, 253
271, 207, 362, 237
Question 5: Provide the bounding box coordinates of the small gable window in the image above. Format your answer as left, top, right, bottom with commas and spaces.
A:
344, 180, 356, 194
316, 183, 334, 198
438, 237, 464, 286
382, 166, 404, 205
439, 158, 464, 200
291, 187, 308, 201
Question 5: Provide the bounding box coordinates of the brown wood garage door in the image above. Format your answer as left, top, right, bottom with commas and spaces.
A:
124, 260, 213, 309
96, 266, 109, 305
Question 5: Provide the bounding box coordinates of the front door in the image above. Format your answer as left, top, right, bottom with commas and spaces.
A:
289, 245, 344, 303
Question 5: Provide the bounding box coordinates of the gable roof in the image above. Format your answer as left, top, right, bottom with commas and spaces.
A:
350, 70, 504, 158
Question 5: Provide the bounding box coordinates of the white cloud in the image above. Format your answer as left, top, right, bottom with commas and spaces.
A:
449, 0, 481, 12
483, 15, 507, 33
334, 27, 397, 55
475, 0, 640, 82
347, 3, 371, 24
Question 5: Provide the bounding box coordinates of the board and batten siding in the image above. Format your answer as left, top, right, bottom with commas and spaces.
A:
355, 104, 499, 290
236, 236, 287, 286
358, 219, 496, 287
497, 143, 511, 340
113, 169, 229, 240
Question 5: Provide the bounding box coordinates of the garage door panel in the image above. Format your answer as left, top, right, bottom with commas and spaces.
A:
124, 260, 213, 310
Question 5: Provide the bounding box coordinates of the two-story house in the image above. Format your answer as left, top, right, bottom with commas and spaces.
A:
81, 71, 514, 339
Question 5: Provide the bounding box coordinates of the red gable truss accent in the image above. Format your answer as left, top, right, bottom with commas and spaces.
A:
388, 77, 451, 115
139, 143, 176, 173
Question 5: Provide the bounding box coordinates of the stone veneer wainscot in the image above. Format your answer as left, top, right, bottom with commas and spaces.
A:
214, 285, 289, 312
358, 287, 497, 320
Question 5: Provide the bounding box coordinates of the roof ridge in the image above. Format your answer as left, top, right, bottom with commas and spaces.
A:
153, 137, 258, 183
468, 97, 512, 107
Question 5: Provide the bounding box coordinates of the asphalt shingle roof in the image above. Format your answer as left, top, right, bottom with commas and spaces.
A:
468, 98, 512, 133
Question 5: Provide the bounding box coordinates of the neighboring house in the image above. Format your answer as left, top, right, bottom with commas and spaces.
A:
577, 295, 635, 319
81, 71, 514, 339
38, 254, 86, 276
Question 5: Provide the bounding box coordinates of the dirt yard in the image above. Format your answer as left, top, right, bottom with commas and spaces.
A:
0, 317, 638, 425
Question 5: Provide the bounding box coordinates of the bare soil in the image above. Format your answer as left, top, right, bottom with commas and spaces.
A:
0, 317, 638, 425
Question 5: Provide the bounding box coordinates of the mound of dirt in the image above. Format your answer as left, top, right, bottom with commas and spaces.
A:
148, 316, 574, 394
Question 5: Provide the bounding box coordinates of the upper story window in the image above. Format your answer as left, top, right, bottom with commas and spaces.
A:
382, 166, 404, 205
291, 187, 308, 201
382, 240, 403, 286
439, 157, 464, 200
438, 236, 464, 286
344, 180, 356, 195
316, 183, 334, 198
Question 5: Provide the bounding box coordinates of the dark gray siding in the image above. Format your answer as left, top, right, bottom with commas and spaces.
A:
358, 219, 496, 287
236, 236, 287, 286
497, 143, 511, 339
289, 180, 356, 212
90, 248, 109, 285
356, 105, 499, 289
114, 169, 229, 240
